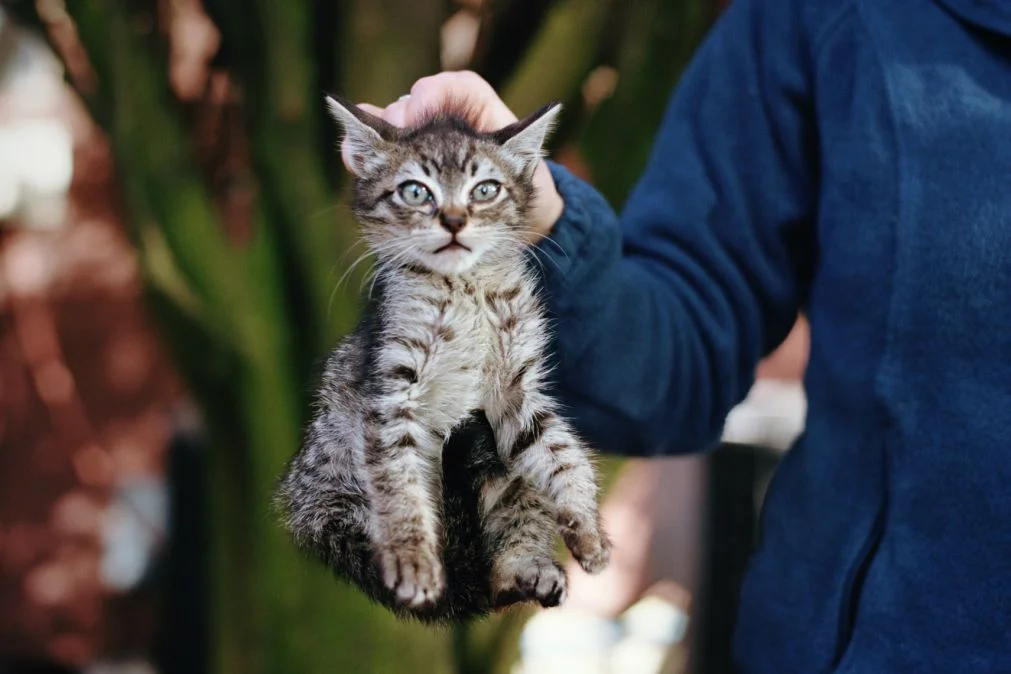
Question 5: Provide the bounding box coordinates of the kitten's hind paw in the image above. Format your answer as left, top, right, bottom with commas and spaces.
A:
557, 510, 612, 575
376, 544, 445, 608
491, 556, 568, 609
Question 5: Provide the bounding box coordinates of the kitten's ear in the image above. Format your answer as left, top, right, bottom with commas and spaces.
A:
491, 102, 562, 170
325, 95, 397, 175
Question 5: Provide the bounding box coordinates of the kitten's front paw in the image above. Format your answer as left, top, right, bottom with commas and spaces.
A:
556, 509, 612, 575
491, 556, 568, 609
376, 543, 445, 608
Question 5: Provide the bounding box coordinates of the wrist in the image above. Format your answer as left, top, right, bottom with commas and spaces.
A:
529, 159, 565, 242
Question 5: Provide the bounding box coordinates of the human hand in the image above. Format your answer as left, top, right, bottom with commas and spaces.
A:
341, 71, 565, 241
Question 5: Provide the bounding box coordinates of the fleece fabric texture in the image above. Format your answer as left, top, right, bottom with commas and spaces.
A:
536, 0, 1011, 671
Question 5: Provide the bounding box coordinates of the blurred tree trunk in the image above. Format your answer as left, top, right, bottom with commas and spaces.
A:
470, 0, 555, 89
581, 0, 719, 207
58, 1, 452, 672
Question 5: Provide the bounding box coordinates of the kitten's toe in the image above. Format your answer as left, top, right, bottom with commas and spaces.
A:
556, 510, 612, 575
528, 561, 568, 607
376, 545, 445, 607
491, 557, 568, 609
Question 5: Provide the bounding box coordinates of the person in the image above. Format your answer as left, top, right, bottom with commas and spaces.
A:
344, 0, 1011, 670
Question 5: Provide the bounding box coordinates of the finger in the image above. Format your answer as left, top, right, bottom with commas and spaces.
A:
408, 72, 501, 128
356, 102, 385, 117
340, 140, 356, 174
383, 99, 411, 127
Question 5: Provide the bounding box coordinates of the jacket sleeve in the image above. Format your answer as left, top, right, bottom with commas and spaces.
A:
536, 0, 818, 456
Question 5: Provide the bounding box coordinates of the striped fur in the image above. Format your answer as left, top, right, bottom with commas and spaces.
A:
276, 98, 610, 623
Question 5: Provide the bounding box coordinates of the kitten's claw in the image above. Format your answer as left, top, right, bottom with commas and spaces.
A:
491, 556, 568, 609
376, 544, 445, 607
557, 510, 612, 575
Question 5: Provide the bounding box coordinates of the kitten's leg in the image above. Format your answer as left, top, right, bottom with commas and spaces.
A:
367, 395, 447, 607
484, 297, 611, 573
481, 473, 568, 608
491, 396, 611, 574
484, 290, 611, 573
366, 283, 482, 608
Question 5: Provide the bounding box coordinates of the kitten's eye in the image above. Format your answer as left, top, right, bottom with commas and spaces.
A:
469, 180, 501, 203
398, 181, 432, 206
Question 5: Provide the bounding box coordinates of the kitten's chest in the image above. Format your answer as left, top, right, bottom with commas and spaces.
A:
437, 287, 513, 367
389, 281, 489, 365
388, 271, 543, 372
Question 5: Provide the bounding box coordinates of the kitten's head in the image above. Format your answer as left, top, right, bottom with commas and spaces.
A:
326, 95, 560, 276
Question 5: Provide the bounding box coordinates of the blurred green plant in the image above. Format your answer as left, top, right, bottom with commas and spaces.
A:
15, 0, 717, 672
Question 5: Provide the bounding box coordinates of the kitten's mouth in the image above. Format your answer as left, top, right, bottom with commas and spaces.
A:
433, 239, 472, 254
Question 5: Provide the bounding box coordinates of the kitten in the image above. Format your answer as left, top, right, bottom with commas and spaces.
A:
276, 96, 611, 623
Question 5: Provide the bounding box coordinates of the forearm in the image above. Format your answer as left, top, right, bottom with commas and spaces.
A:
537, 163, 760, 456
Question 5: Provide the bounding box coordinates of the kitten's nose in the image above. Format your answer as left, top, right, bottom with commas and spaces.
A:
439, 211, 467, 234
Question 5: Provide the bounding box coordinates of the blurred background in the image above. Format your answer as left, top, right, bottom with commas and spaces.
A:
0, 0, 808, 672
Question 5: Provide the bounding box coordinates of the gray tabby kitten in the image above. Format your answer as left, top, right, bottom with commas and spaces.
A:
277, 96, 611, 623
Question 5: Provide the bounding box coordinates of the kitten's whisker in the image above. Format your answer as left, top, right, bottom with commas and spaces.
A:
368, 264, 389, 300
326, 240, 371, 286
334, 250, 378, 292
368, 248, 414, 300
358, 265, 376, 293
534, 232, 570, 261
335, 238, 370, 261
360, 261, 388, 294
327, 250, 383, 319
524, 244, 565, 275
309, 201, 351, 221
326, 284, 341, 320
523, 250, 547, 273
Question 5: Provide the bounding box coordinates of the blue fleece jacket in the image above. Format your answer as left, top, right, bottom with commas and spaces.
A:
536, 0, 1011, 671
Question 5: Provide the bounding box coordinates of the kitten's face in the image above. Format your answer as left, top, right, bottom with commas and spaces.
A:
327, 97, 560, 276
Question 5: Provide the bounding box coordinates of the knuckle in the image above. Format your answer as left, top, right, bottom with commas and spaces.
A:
456, 69, 483, 84
409, 77, 433, 96
411, 71, 449, 95
459, 70, 493, 93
